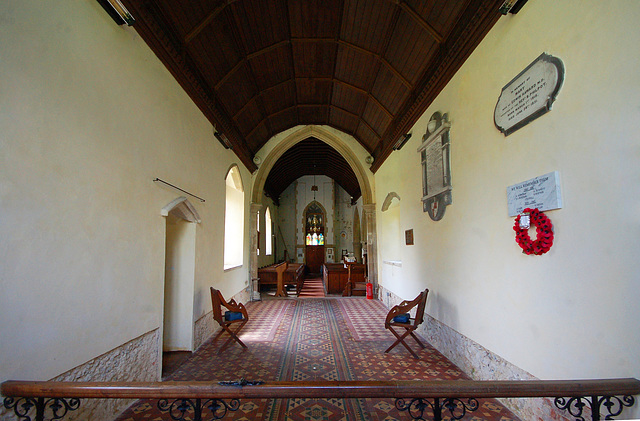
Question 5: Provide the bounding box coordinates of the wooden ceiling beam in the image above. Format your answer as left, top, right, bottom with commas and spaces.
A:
356, 118, 382, 144
354, 4, 401, 157
246, 39, 290, 60
380, 57, 412, 89
122, 0, 504, 173
368, 95, 394, 120
264, 138, 361, 200
184, 2, 229, 44
332, 79, 393, 119
338, 40, 412, 89
285, 4, 299, 128
214, 58, 246, 90
244, 36, 414, 92
328, 0, 346, 126
396, 1, 444, 43
120, 0, 256, 171
333, 78, 367, 96
371, 0, 504, 172
329, 104, 359, 120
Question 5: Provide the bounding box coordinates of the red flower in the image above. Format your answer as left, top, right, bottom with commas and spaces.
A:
513, 208, 553, 255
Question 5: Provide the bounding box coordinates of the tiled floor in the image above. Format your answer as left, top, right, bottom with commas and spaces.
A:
116, 298, 519, 421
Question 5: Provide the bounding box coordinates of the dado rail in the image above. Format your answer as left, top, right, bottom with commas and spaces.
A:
2, 378, 639, 421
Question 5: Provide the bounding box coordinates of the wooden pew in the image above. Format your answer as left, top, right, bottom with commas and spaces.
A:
257, 262, 305, 296
322, 263, 366, 295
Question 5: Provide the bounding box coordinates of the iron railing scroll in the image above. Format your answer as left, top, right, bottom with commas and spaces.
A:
2, 378, 639, 421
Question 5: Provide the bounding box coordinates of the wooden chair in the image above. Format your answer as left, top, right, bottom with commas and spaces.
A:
210, 287, 249, 353
384, 289, 429, 359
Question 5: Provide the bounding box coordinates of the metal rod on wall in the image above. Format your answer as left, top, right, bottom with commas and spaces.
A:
153, 178, 206, 202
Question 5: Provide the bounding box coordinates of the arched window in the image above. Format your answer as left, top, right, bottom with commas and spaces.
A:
256, 210, 260, 256
265, 207, 272, 256
305, 202, 325, 246
224, 165, 244, 270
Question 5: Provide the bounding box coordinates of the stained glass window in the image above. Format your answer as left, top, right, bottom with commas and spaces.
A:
305, 203, 324, 246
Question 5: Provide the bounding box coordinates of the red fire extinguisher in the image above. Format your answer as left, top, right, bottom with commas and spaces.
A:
366, 281, 373, 299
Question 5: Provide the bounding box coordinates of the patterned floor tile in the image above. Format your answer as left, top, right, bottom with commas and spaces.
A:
115, 298, 520, 421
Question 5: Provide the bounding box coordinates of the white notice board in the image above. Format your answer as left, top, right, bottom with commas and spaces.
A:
507, 171, 562, 216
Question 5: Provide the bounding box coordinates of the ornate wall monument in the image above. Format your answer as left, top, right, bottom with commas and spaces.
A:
418, 112, 452, 221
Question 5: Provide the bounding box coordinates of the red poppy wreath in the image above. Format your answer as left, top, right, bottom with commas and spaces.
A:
513, 208, 554, 255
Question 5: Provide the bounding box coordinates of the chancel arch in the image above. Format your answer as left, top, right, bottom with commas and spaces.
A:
250, 126, 377, 286
251, 126, 373, 206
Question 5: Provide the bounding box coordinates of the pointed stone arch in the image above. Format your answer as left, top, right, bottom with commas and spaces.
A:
161, 197, 201, 223
251, 126, 373, 206
301, 199, 328, 239
381, 192, 401, 212
302, 199, 328, 219
225, 164, 244, 192
249, 126, 377, 286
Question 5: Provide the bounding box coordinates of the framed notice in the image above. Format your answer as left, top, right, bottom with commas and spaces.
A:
405, 229, 414, 246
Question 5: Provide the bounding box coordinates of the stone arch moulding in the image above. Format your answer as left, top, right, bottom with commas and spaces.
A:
225, 164, 244, 192
251, 126, 373, 206
301, 200, 328, 243
161, 197, 201, 223
381, 192, 401, 212
303, 199, 328, 214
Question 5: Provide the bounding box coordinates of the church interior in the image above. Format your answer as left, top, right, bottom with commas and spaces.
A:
1, 1, 639, 420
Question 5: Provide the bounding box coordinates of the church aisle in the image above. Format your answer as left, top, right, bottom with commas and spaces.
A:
116, 298, 519, 421
298, 275, 326, 298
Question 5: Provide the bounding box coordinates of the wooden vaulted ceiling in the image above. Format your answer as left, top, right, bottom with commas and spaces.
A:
120, 0, 505, 200
265, 137, 360, 204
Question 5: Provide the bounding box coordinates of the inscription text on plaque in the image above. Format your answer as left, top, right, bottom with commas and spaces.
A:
494, 53, 564, 136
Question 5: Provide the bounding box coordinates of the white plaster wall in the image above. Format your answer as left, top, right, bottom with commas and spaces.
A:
333, 185, 359, 257
375, 3, 640, 416
257, 194, 278, 267
0, 0, 250, 385
278, 183, 298, 262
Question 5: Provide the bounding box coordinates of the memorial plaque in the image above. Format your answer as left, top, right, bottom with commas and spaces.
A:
494, 53, 564, 136
507, 171, 562, 216
418, 112, 452, 221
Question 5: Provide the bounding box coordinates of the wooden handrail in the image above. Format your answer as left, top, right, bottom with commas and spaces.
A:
2, 378, 639, 400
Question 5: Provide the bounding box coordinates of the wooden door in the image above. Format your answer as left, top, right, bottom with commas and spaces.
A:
305, 245, 325, 274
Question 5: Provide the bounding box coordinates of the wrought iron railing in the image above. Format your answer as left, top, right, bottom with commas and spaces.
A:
2, 378, 639, 421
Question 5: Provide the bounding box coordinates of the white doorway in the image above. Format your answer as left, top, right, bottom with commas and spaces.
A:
161, 197, 201, 359
163, 213, 196, 351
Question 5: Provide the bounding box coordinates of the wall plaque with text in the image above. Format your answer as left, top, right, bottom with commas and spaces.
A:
507, 171, 562, 216
494, 53, 564, 136
418, 112, 452, 221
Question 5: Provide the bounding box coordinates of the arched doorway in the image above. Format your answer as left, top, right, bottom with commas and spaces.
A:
304, 201, 326, 274
161, 197, 200, 372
